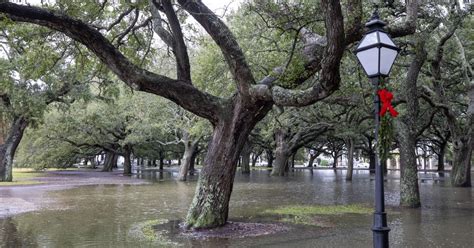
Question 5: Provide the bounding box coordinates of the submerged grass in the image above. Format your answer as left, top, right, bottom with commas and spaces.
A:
264, 204, 373, 226
266, 204, 373, 216
128, 219, 180, 247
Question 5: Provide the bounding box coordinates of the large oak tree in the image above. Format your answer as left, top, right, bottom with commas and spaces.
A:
0, 0, 418, 229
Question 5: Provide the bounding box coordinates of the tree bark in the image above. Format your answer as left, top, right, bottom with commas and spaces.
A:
159, 151, 164, 170
189, 148, 198, 175
0, 117, 28, 182
123, 145, 132, 175
271, 128, 290, 176
112, 154, 118, 169
90, 156, 97, 169
185, 98, 272, 229
240, 142, 251, 174
399, 130, 420, 207
251, 153, 259, 167
102, 151, 115, 172
307, 153, 317, 167
437, 141, 446, 172
369, 150, 375, 174
332, 155, 338, 169
382, 158, 388, 174
451, 136, 472, 187
290, 152, 296, 169
346, 138, 354, 181
266, 149, 274, 168
178, 133, 199, 181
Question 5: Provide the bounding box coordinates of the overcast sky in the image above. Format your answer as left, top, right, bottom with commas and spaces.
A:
13, 0, 243, 14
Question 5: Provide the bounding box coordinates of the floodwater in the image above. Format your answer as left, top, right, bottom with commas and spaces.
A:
0, 169, 473, 247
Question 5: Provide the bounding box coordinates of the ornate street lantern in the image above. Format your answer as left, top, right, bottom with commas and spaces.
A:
354, 10, 400, 248
355, 11, 399, 78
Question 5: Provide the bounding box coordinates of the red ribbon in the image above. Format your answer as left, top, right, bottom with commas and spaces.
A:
378, 89, 398, 117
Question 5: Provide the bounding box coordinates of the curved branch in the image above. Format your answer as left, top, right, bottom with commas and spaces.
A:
177, 0, 254, 98
160, 0, 191, 82
0, 2, 221, 124
251, 0, 345, 107
386, 0, 419, 38
344, 0, 363, 45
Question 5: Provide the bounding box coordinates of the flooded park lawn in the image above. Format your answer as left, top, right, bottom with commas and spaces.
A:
1, 169, 473, 247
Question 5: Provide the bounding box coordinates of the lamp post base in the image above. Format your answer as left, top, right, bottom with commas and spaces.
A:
372, 211, 390, 248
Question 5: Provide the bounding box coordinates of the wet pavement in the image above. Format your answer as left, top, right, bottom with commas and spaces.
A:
0, 169, 472, 247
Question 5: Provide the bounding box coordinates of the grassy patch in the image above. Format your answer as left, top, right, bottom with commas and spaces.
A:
264, 204, 373, 226
128, 219, 180, 247
266, 204, 373, 216
0, 168, 45, 186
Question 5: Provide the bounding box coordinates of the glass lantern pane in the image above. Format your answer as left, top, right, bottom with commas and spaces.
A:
357, 32, 378, 49
378, 32, 396, 47
379, 47, 398, 75
356, 48, 380, 76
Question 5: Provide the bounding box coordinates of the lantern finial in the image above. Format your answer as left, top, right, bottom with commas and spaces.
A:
370, 7, 380, 21
365, 7, 386, 29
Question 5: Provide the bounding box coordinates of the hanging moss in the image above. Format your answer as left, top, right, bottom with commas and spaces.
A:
378, 114, 395, 162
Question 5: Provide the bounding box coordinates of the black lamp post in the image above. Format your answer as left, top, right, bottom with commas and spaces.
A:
354, 10, 399, 248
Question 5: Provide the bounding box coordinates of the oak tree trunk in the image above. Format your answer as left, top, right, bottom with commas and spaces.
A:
346, 138, 354, 181
123, 145, 132, 175
450, 136, 472, 187
178, 136, 198, 181
185, 99, 271, 229
437, 141, 446, 172
251, 151, 260, 167
369, 150, 375, 174
271, 128, 290, 176
399, 129, 421, 208
189, 149, 198, 175
112, 154, 118, 169
0, 117, 28, 182
266, 149, 274, 168
240, 142, 251, 174
102, 151, 116, 172
307, 154, 317, 167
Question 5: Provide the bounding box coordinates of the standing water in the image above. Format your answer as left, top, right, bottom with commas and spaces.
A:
0, 169, 473, 247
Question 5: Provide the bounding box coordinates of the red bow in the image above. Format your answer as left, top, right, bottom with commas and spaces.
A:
378, 89, 398, 117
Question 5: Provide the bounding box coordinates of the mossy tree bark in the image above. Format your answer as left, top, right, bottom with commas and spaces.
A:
0, 117, 27, 182
271, 126, 329, 176
397, 31, 432, 208
185, 97, 272, 229
271, 128, 291, 176
450, 135, 472, 187
102, 151, 117, 172
178, 132, 199, 181
398, 129, 420, 207
123, 145, 132, 175
427, 25, 473, 187
240, 142, 251, 174
346, 138, 354, 181
437, 141, 446, 172
266, 149, 274, 168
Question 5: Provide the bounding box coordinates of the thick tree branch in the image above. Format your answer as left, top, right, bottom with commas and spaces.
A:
160, 0, 191, 82
177, 0, 255, 98
251, 0, 345, 107
344, 0, 363, 45
0, 2, 221, 124
386, 0, 419, 38
149, 1, 174, 47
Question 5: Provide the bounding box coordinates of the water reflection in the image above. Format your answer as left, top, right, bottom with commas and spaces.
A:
0, 170, 472, 247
